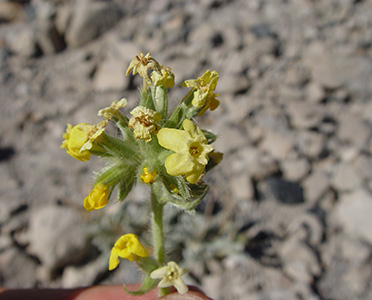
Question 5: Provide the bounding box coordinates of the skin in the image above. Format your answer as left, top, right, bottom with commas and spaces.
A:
0, 285, 212, 300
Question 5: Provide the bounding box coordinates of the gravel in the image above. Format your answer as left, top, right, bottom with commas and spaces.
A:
1, 0, 372, 299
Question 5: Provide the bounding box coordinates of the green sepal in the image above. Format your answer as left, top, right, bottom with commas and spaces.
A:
117, 173, 136, 201
102, 135, 140, 161
115, 120, 134, 142
154, 175, 208, 214
136, 256, 160, 273
169, 182, 209, 214
164, 104, 187, 129
152, 86, 168, 121
123, 273, 158, 296
95, 160, 137, 190
202, 129, 217, 144
139, 89, 156, 111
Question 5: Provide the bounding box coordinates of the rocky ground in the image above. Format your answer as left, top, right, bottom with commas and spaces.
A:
1, 0, 372, 299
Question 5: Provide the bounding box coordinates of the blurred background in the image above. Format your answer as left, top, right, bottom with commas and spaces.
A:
1, 0, 372, 299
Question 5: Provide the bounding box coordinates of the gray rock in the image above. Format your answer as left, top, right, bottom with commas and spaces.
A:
231, 173, 254, 201
337, 113, 371, 149
306, 82, 325, 103
258, 177, 304, 204
27, 205, 89, 270
285, 64, 310, 87
304, 43, 372, 100
5, 25, 38, 58
331, 162, 361, 192
259, 129, 295, 160
36, 22, 65, 55
61, 258, 104, 288
303, 169, 330, 204
333, 189, 372, 244
93, 57, 128, 92
65, 0, 123, 48
0, 2, 25, 23
352, 154, 372, 180
281, 158, 310, 181
287, 101, 324, 130
0, 248, 38, 288
296, 131, 326, 160
279, 236, 321, 284
0, 235, 12, 252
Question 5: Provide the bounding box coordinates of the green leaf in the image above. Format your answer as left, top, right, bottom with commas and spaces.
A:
202, 129, 217, 144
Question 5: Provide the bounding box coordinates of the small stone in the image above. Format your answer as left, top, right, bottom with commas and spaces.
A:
285, 64, 310, 87
65, 0, 123, 48
331, 163, 361, 192
287, 101, 324, 129
0, 2, 25, 23
36, 22, 65, 55
304, 43, 372, 100
0, 235, 12, 252
281, 158, 310, 181
333, 189, 372, 244
306, 82, 325, 103
352, 154, 372, 180
303, 169, 329, 204
296, 131, 326, 159
93, 57, 128, 92
5, 25, 38, 58
27, 205, 89, 270
61, 258, 103, 288
231, 173, 254, 200
0, 248, 38, 288
340, 236, 370, 264
279, 237, 321, 284
258, 177, 304, 204
259, 130, 295, 160
337, 113, 371, 149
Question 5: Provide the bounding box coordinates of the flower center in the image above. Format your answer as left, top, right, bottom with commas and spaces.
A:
135, 114, 152, 127
167, 267, 178, 280
189, 143, 201, 157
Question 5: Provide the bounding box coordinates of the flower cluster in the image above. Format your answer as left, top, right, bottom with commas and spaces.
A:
61, 52, 222, 297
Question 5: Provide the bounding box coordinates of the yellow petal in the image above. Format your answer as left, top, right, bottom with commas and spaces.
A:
157, 128, 189, 153
185, 163, 205, 184
108, 248, 120, 271
165, 153, 193, 176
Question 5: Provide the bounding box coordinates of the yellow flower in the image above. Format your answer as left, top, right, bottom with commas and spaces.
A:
150, 261, 188, 295
182, 70, 220, 112
109, 234, 149, 270
61, 123, 92, 161
128, 106, 162, 142
83, 184, 110, 212
80, 120, 107, 152
140, 167, 157, 185
151, 67, 175, 88
126, 52, 161, 85
98, 98, 127, 120
157, 119, 214, 184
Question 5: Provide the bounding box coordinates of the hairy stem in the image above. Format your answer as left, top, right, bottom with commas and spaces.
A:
151, 186, 169, 296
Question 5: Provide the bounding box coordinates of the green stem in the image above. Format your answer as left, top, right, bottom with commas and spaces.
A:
151, 187, 165, 263
151, 186, 169, 296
